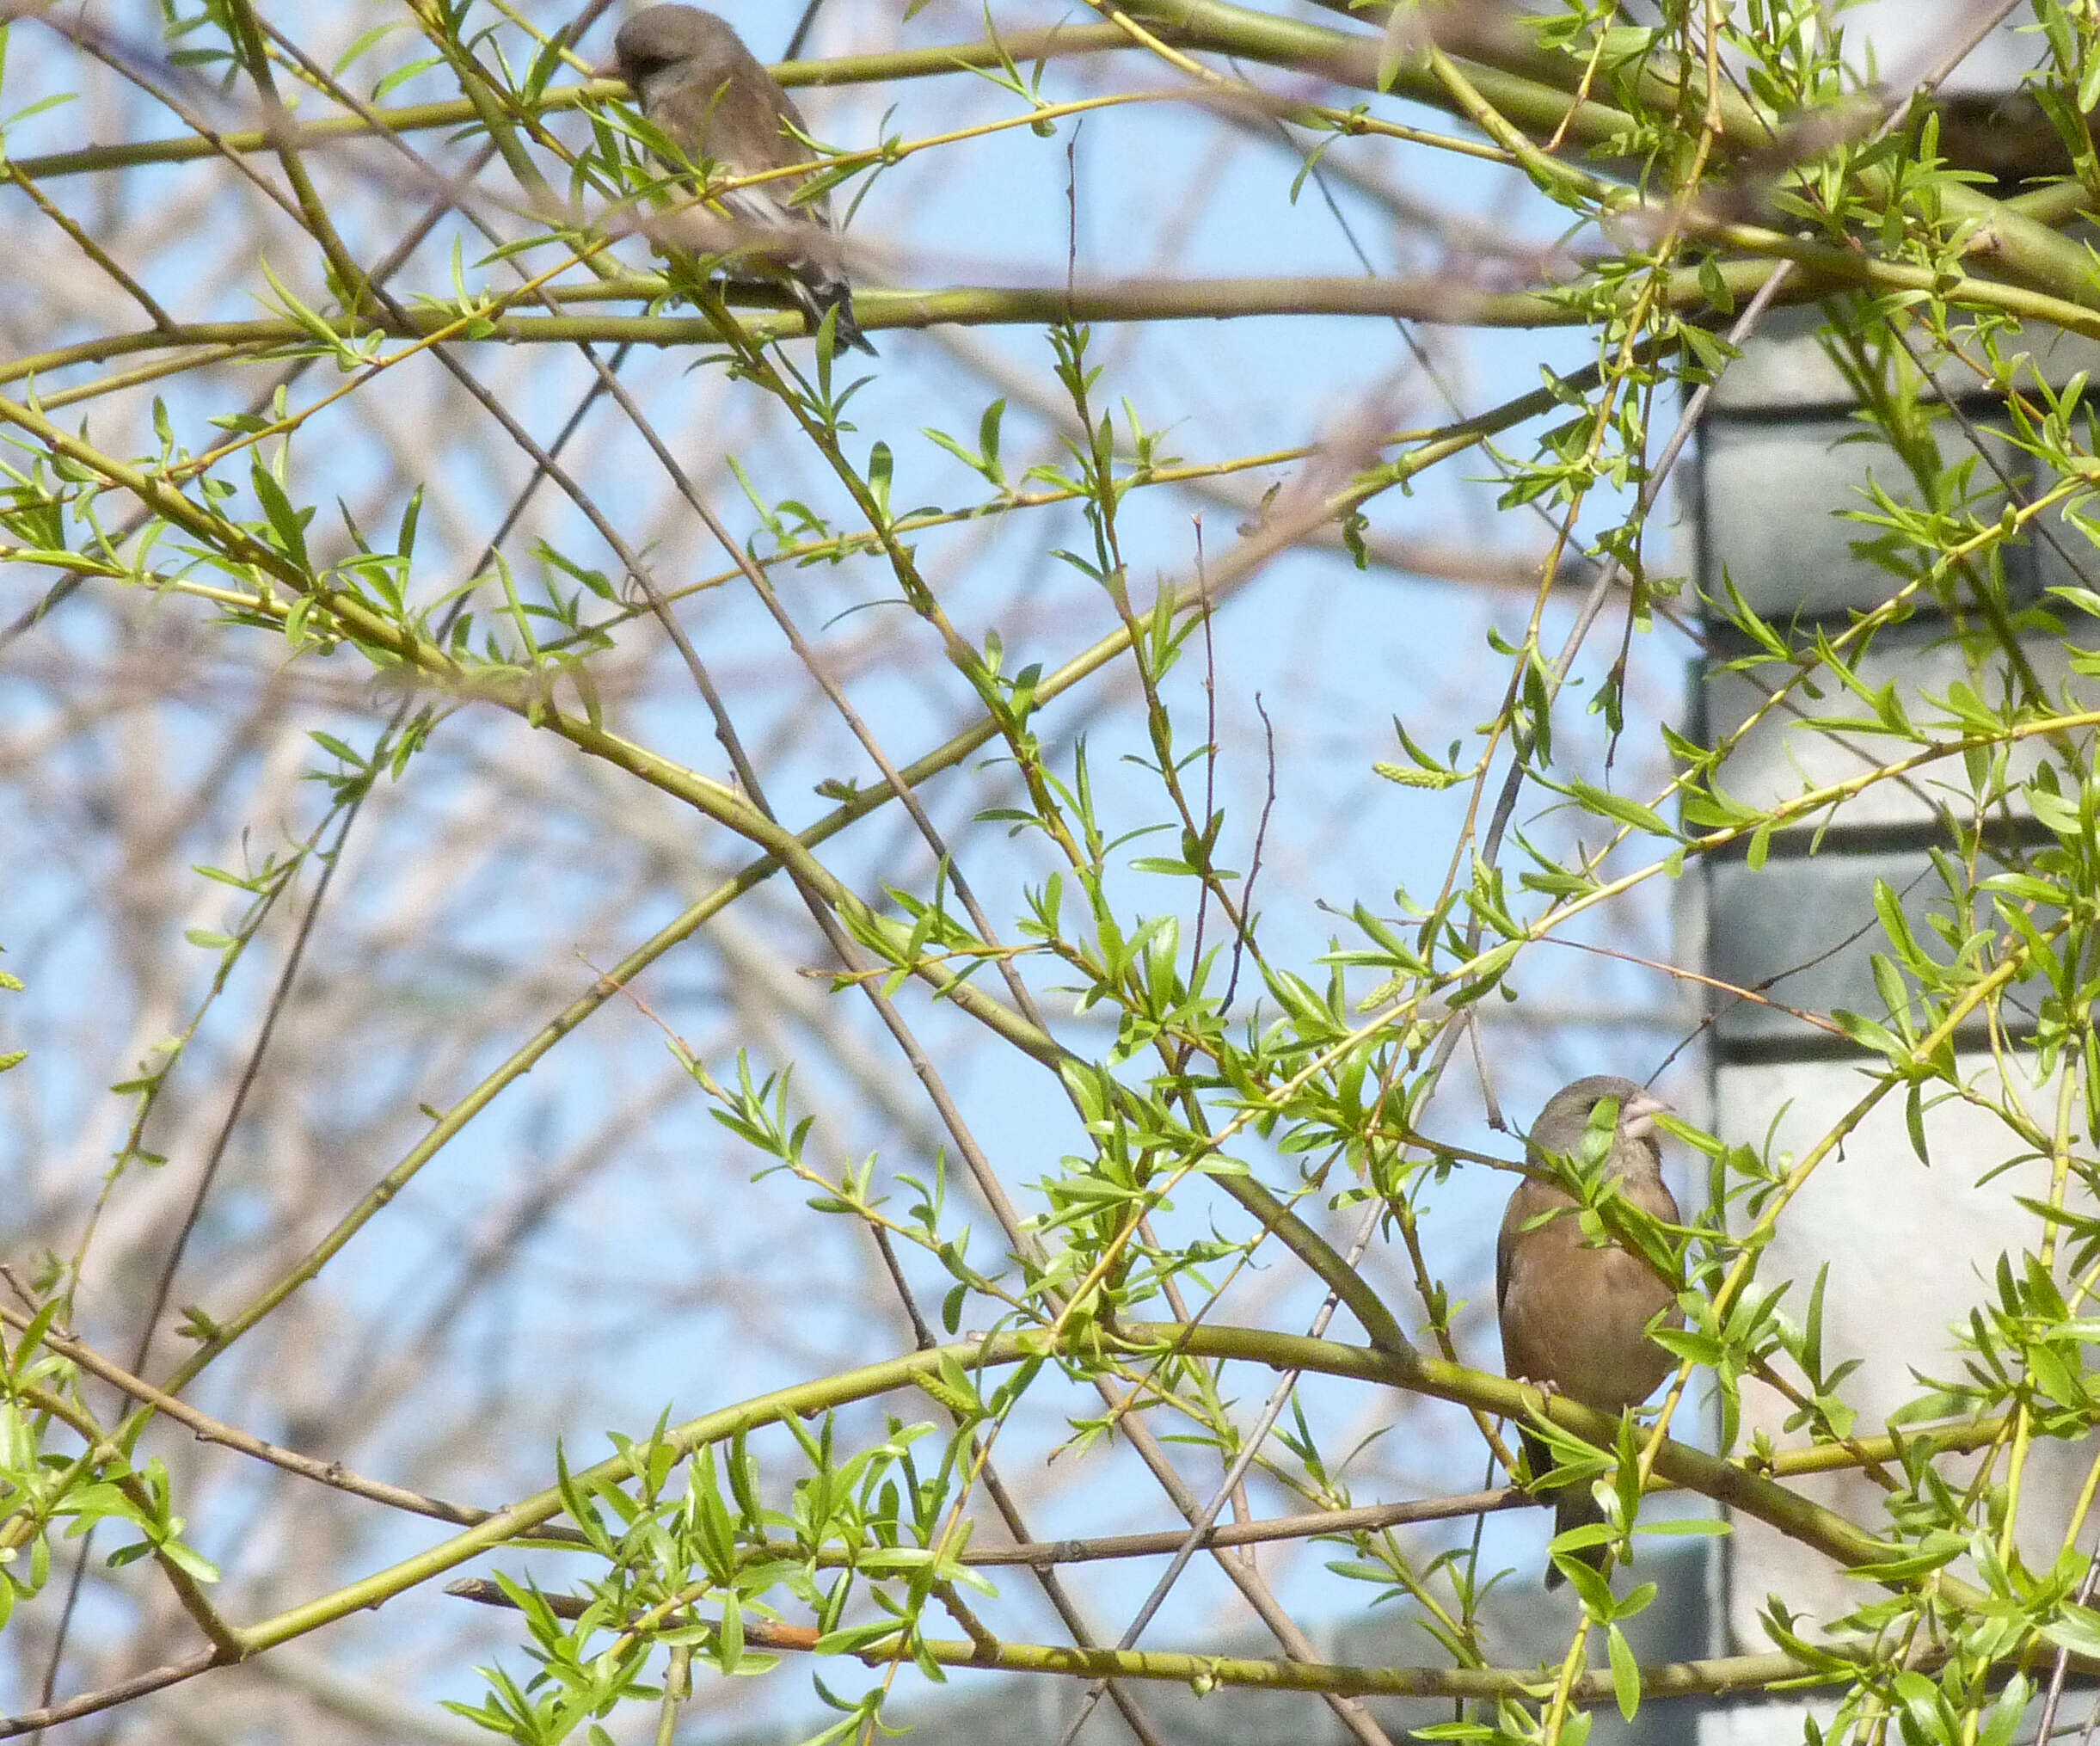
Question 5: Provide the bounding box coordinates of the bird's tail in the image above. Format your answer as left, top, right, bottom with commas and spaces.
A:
789, 274, 877, 356
1522, 1429, 1611, 1591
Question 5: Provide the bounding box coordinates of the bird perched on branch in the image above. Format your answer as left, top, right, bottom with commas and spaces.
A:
606, 4, 876, 354
1496, 1075, 1684, 1589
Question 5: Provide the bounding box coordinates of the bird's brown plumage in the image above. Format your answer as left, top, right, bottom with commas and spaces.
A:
610, 4, 875, 354
1497, 1074, 1682, 1588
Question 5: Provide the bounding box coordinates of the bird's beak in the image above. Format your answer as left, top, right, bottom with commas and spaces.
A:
593, 57, 627, 86
1619, 1090, 1667, 1140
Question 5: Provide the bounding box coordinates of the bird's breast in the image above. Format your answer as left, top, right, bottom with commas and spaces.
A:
1499, 1208, 1681, 1413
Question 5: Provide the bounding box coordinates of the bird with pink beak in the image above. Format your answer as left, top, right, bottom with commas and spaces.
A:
1497, 1075, 1685, 1588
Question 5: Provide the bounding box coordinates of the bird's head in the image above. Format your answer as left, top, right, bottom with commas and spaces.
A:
1526, 1074, 1668, 1173
607, 5, 743, 95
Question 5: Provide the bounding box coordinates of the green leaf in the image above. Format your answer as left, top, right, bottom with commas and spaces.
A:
815, 1618, 907, 1656
157, 1538, 221, 1584
1830, 1009, 1907, 1061
1607, 1621, 1641, 1719
866, 440, 893, 524
1567, 780, 1680, 840
1979, 1673, 2031, 1746
249, 460, 312, 570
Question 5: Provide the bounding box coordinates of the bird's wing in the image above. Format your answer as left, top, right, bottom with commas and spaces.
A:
709, 84, 834, 223
648, 65, 835, 231
712, 180, 806, 231
1495, 1196, 1515, 1314
1499, 1177, 1564, 1314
